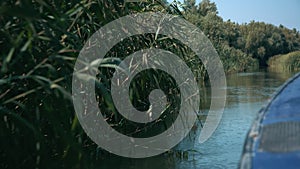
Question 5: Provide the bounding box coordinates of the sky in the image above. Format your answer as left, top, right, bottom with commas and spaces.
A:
168, 0, 300, 31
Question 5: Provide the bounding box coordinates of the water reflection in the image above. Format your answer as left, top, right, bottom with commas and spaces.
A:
97, 70, 297, 169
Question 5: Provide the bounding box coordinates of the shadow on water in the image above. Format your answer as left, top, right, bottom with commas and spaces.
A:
96, 70, 298, 169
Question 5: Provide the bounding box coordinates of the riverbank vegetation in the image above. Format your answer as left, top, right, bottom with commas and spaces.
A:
268, 51, 300, 72
0, 1, 202, 168
182, 0, 300, 72
0, 0, 300, 169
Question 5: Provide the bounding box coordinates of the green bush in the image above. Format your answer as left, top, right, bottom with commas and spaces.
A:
218, 44, 259, 73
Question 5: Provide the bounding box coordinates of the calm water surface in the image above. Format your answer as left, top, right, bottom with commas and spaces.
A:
99, 71, 296, 169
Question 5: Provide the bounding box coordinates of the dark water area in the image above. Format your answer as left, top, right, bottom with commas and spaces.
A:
98, 70, 297, 169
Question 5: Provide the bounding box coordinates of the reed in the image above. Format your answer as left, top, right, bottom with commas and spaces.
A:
0, 1, 206, 168
268, 51, 300, 72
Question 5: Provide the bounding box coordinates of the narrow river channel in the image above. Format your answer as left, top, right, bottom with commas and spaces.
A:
99, 70, 296, 169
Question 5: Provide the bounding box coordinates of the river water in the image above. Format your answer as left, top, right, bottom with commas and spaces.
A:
99, 70, 296, 169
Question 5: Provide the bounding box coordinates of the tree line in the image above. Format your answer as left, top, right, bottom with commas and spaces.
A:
182, 0, 300, 72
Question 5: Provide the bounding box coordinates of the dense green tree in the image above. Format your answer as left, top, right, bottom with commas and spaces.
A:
183, 0, 197, 12
198, 0, 218, 16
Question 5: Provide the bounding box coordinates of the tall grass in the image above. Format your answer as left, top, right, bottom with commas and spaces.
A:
268, 51, 300, 72
0, 1, 207, 168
